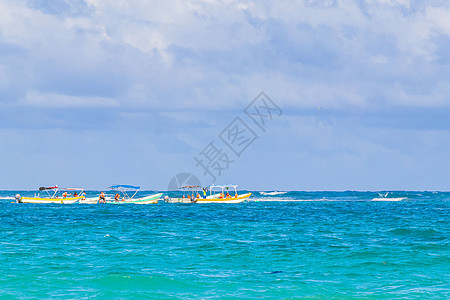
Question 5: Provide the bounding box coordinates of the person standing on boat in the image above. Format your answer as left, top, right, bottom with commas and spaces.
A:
114, 193, 120, 202
62, 191, 68, 198
202, 188, 207, 199
99, 191, 106, 203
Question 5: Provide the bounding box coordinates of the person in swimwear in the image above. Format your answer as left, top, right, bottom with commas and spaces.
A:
99, 191, 106, 203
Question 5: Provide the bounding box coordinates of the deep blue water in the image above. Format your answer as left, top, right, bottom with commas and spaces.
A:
0, 191, 448, 298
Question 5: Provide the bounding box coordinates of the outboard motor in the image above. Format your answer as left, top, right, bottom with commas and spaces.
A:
15, 194, 21, 203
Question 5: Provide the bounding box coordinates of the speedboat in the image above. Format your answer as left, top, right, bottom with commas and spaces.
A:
18, 186, 84, 204
196, 184, 251, 203
107, 185, 162, 204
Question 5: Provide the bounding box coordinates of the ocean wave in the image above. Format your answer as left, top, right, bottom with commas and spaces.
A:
388, 228, 447, 241
251, 198, 345, 202
371, 197, 406, 201
259, 191, 288, 196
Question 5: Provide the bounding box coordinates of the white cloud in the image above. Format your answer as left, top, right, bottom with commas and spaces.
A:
1, 0, 450, 190
1, 0, 450, 113
426, 6, 450, 36
23, 91, 119, 107
371, 0, 411, 8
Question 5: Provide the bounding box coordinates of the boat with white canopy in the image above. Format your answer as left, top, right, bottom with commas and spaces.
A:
166, 185, 201, 203
196, 184, 251, 203
107, 185, 162, 204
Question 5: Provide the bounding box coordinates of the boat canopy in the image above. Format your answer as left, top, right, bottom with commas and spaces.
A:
39, 186, 58, 191
179, 185, 201, 190
207, 184, 240, 197
109, 185, 140, 200
109, 185, 140, 190
208, 184, 238, 190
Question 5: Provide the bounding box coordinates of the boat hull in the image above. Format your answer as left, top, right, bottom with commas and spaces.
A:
19, 196, 84, 204
109, 193, 163, 204
196, 193, 252, 204
166, 198, 197, 203
79, 197, 99, 204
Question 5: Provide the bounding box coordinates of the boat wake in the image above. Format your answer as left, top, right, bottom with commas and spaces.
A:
260, 191, 287, 196
371, 197, 406, 202
252, 197, 335, 202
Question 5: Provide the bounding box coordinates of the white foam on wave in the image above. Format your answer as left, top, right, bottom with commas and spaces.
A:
259, 191, 288, 196
251, 197, 383, 202
251, 197, 334, 202
371, 197, 406, 202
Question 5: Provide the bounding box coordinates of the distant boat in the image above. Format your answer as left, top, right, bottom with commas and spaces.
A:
166, 185, 201, 203
19, 186, 84, 204
196, 184, 251, 204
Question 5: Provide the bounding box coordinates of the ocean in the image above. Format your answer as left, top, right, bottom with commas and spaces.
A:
0, 190, 448, 298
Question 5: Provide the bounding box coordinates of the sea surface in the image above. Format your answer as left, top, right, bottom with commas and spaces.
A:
0, 190, 448, 299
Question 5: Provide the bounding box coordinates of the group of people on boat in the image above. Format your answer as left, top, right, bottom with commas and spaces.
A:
98, 191, 124, 203
61, 191, 81, 198
219, 192, 238, 199
179, 188, 239, 200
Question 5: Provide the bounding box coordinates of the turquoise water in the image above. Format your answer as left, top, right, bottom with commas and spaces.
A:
0, 191, 448, 298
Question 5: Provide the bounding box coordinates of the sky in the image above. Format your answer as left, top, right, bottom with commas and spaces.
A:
1, 0, 450, 191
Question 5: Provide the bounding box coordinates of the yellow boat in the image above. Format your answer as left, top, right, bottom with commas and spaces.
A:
195, 185, 251, 204
18, 186, 84, 204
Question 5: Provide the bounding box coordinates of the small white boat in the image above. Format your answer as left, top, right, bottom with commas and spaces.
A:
166, 185, 201, 203
80, 197, 102, 204
19, 186, 84, 204
196, 184, 251, 204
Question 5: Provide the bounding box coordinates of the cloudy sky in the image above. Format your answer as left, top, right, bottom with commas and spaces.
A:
1, 0, 450, 190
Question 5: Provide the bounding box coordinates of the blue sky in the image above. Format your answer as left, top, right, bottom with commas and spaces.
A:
1, 0, 450, 190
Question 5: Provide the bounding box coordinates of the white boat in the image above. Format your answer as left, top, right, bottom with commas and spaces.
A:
166, 185, 201, 203
196, 184, 251, 204
19, 186, 84, 204
107, 185, 162, 204
80, 197, 103, 204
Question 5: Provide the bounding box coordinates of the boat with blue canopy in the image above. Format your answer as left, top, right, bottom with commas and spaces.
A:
108, 185, 162, 204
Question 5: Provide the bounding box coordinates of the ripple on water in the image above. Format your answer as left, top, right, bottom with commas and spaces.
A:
0, 195, 448, 298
